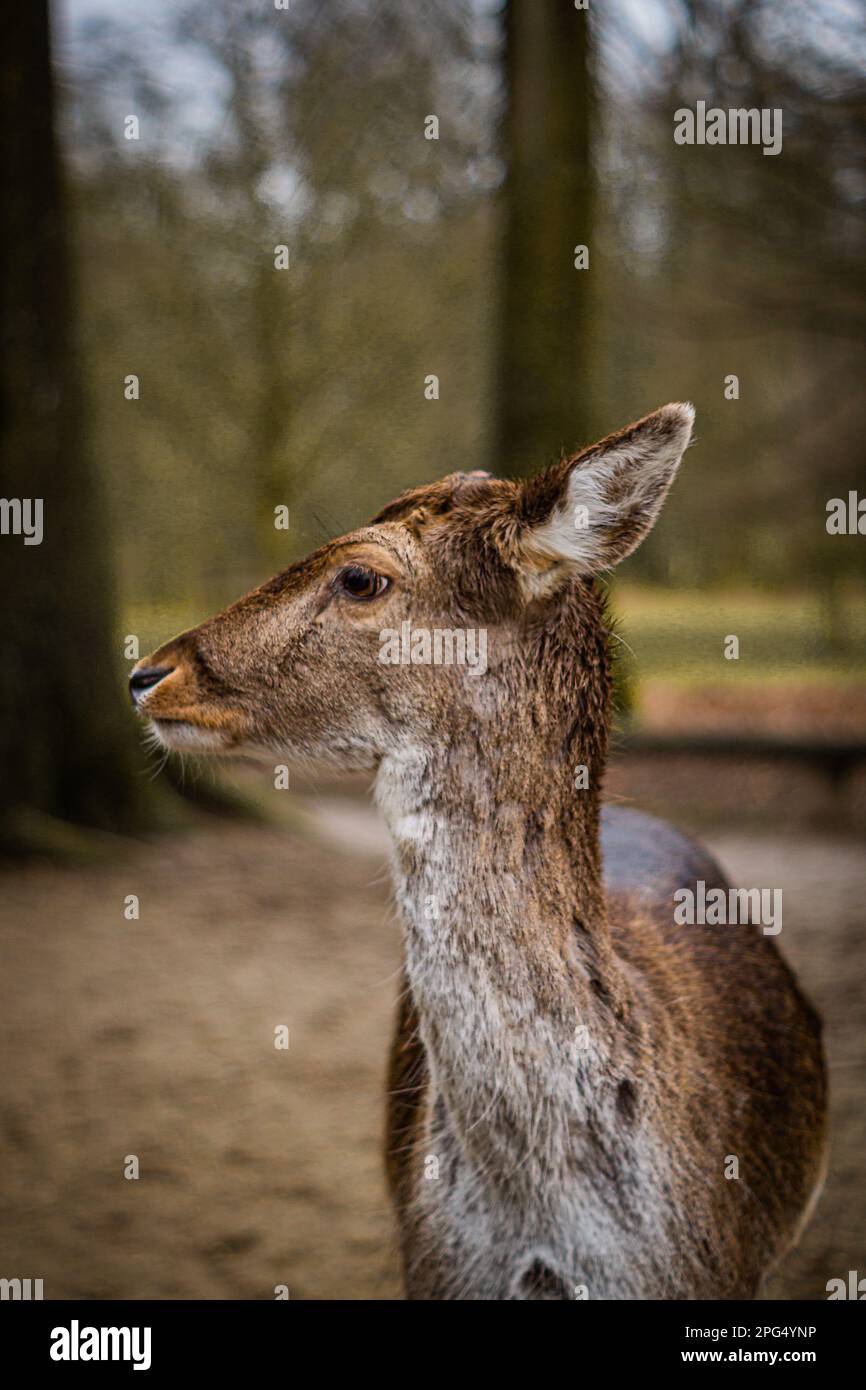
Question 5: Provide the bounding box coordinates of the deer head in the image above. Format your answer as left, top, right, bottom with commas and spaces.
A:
130, 404, 693, 781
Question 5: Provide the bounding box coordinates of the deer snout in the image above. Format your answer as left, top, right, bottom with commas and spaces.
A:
129, 631, 200, 714
128, 635, 251, 754
129, 665, 174, 706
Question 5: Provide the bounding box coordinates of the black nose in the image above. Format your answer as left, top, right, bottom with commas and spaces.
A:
129, 666, 172, 705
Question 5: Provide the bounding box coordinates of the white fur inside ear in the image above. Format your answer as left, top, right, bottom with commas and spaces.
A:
523, 402, 694, 574
528, 465, 619, 570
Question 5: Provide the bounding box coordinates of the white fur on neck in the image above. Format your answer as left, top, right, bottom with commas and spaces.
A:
375, 748, 677, 1296
377, 748, 611, 1172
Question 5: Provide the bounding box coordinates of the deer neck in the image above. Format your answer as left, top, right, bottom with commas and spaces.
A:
375, 715, 630, 1185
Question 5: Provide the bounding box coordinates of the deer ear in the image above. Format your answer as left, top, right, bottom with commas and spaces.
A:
515, 403, 694, 578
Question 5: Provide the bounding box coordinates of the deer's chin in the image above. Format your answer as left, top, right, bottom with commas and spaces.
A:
147, 719, 235, 755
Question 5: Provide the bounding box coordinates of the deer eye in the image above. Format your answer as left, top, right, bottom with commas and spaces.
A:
337, 565, 390, 601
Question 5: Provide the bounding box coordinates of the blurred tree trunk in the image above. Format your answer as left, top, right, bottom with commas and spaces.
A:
249, 216, 295, 571
495, 0, 595, 476
0, 1, 151, 847
217, 14, 294, 569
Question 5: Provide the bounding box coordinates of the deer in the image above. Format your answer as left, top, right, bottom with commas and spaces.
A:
130, 403, 827, 1300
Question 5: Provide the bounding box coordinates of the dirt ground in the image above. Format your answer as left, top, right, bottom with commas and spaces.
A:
0, 779, 863, 1301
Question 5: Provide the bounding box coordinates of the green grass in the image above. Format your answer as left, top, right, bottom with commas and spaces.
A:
612, 585, 866, 688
